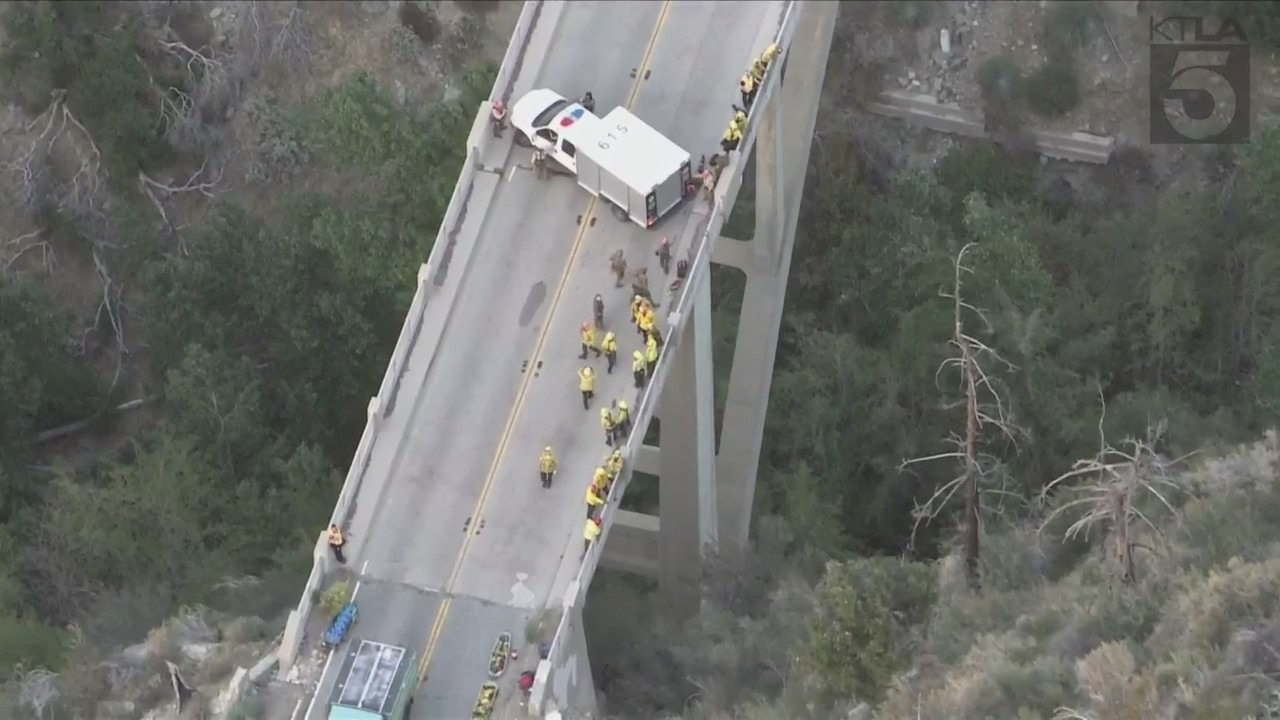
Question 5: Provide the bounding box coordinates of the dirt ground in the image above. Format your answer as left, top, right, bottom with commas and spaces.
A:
830, 0, 1280, 205
0, 0, 519, 464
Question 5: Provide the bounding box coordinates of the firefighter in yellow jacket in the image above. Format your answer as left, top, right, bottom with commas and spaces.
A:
583, 516, 602, 554
605, 449, 624, 480
601, 407, 616, 447
593, 465, 612, 494
538, 446, 557, 489
602, 331, 619, 373
739, 72, 757, 109
578, 366, 596, 409
585, 482, 606, 519
580, 321, 601, 360
645, 334, 659, 378
632, 350, 647, 389
615, 400, 632, 437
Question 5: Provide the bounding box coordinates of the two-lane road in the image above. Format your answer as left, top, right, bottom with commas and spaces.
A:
306, 2, 778, 718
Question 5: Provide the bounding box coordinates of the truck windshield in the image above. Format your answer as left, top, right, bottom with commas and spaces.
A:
533, 99, 573, 128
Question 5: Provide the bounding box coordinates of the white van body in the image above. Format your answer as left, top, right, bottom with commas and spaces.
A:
512, 89, 693, 228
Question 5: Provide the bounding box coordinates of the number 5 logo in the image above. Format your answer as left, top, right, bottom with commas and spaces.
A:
1150, 43, 1250, 144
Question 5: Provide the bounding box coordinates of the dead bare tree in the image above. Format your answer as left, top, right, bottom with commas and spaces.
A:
6, 91, 103, 215
2, 91, 135, 389
14, 666, 59, 719
1038, 394, 1191, 585
4, 229, 55, 275
240, 0, 314, 78
901, 243, 1024, 590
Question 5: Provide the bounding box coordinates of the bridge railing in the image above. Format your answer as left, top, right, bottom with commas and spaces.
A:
529, 1, 800, 711
278, 0, 548, 675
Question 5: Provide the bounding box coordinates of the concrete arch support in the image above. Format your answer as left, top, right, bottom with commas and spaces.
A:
658, 269, 719, 615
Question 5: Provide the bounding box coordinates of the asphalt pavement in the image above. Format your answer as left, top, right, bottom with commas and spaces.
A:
305, 2, 778, 718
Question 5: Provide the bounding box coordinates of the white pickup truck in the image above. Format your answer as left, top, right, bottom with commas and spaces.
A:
512, 89, 694, 228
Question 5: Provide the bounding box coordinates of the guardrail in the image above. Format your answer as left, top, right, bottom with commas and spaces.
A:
527, 1, 799, 713
277, 1, 548, 676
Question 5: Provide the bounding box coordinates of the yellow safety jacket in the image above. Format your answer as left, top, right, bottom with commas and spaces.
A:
632, 352, 646, 372
539, 453, 557, 474
586, 487, 605, 507
584, 519, 601, 541
646, 338, 659, 363
602, 332, 618, 354
579, 368, 595, 392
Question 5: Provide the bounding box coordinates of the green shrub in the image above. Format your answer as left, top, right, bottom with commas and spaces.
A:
889, 0, 932, 30
1147, 558, 1280, 658
1023, 62, 1081, 117
319, 580, 352, 620
977, 55, 1022, 106
1039, 1, 1098, 60
0, 614, 67, 671
937, 145, 1035, 219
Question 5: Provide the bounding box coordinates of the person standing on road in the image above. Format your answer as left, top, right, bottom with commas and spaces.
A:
600, 407, 616, 447
721, 123, 742, 154
583, 516, 602, 555
532, 137, 552, 180
632, 350, 647, 389
585, 483, 606, 519
593, 294, 606, 329
538, 446, 557, 489
762, 42, 782, 70
610, 250, 628, 288
645, 334, 659, 379
327, 524, 346, 564
602, 331, 618, 374
580, 321, 601, 360
606, 449, 624, 479
615, 399, 632, 437
638, 306, 656, 340
593, 465, 612, 494
739, 72, 757, 110
630, 295, 645, 334
656, 237, 673, 275
647, 325, 664, 350
579, 366, 596, 409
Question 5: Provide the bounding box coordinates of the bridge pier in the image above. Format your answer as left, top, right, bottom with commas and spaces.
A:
533, 583, 600, 719
657, 269, 720, 614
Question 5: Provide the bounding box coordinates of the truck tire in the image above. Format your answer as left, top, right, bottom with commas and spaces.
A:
611, 204, 629, 223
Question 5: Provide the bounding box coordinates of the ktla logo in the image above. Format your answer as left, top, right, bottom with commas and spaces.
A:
1149, 15, 1250, 144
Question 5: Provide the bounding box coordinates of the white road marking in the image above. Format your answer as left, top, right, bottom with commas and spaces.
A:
302, 648, 335, 720
508, 165, 518, 182
300, 560, 371, 720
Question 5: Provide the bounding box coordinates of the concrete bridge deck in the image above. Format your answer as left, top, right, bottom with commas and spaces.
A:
299, 2, 784, 718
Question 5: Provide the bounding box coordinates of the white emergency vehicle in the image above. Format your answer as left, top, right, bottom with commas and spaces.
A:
512, 89, 694, 228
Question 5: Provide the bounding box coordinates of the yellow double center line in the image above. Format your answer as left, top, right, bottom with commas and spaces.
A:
416, 0, 674, 685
